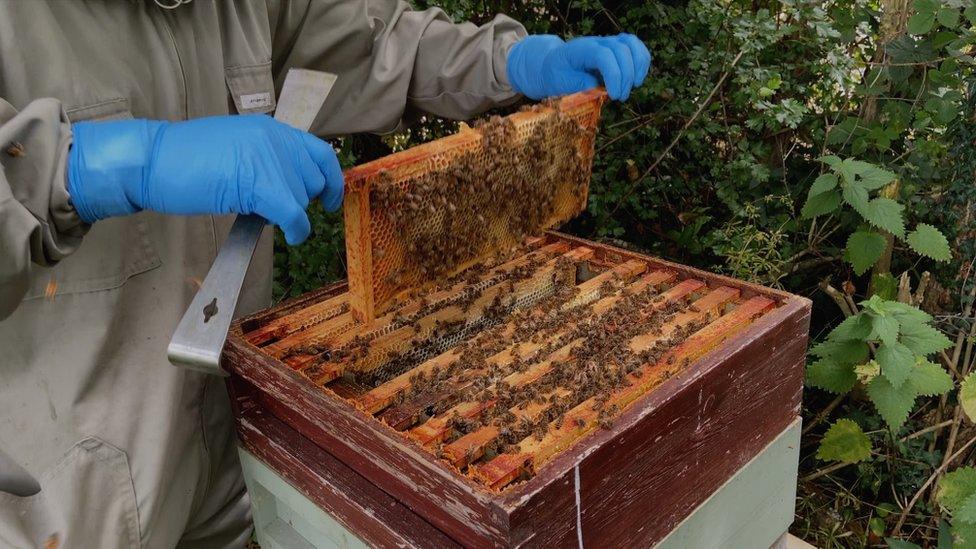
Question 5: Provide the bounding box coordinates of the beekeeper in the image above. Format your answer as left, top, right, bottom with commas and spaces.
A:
0, 1, 650, 546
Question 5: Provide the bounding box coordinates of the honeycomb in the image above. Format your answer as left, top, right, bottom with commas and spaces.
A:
343, 89, 607, 323
242, 237, 780, 491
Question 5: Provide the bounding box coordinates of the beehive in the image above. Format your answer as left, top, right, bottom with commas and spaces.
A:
225, 234, 810, 546
223, 90, 810, 546
342, 90, 606, 323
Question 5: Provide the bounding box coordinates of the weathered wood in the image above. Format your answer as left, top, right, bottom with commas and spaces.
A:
222, 232, 811, 547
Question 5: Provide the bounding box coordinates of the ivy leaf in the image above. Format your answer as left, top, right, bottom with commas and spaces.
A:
845, 230, 887, 275
907, 223, 952, 262
900, 321, 952, 356
867, 374, 917, 430
809, 173, 839, 195
961, 373, 976, 422
861, 197, 906, 238
830, 314, 874, 340
938, 467, 976, 514
908, 360, 953, 396
877, 341, 915, 387
802, 189, 842, 218
816, 419, 872, 463
810, 339, 871, 364
842, 180, 870, 214
808, 359, 858, 394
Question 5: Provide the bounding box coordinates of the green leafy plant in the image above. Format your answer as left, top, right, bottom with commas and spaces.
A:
803, 157, 952, 275
808, 296, 953, 431
937, 467, 976, 548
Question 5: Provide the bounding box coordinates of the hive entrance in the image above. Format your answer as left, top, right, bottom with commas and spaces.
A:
243, 236, 779, 491
343, 90, 606, 323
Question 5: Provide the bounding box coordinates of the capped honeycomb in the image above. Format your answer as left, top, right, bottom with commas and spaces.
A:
242, 235, 781, 491
343, 89, 607, 323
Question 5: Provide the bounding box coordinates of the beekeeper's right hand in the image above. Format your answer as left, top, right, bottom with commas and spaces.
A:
67, 114, 344, 245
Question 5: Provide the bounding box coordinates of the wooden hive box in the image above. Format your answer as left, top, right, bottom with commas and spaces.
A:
223, 232, 810, 548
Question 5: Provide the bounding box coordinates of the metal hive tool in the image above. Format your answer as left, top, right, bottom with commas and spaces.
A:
342, 89, 608, 324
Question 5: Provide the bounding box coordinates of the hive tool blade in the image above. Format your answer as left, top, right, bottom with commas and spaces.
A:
167, 69, 337, 375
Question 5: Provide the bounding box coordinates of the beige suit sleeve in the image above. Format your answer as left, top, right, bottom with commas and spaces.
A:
0, 98, 85, 319
267, 0, 527, 136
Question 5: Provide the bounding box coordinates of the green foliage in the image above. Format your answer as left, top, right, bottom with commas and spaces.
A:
817, 419, 872, 463
938, 468, 976, 548
961, 372, 976, 422
808, 297, 952, 431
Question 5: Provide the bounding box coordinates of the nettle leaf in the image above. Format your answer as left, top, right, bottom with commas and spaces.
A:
967, 1, 976, 24
810, 173, 839, 195
856, 163, 898, 190
808, 359, 858, 394
952, 521, 976, 549
819, 154, 843, 168
877, 341, 915, 387
872, 273, 899, 301
811, 339, 871, 364
842, 180, 870, 213
817, 419, 872, 463
909, 360, 954, 396
870, 312, 902, 345
830, 314, 874, 340
907, 223, 952, 262
900, 321, 952, 356
861, 197, 906, 238
802, 189, 842, 219
887, 301, 933, 324
956, 494, 976, 525
867, 374, 917, 430
961, 373, 976, 422
846, 230, 887, 275
938, 467, 976, 514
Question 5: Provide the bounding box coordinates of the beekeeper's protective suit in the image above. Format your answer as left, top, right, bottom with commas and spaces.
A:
0, 1, 649, 547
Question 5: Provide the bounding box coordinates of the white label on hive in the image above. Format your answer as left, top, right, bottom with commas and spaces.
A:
240, 92, 273, 110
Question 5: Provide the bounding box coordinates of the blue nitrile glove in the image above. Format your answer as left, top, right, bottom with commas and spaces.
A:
67, 115, 344, 245
506, 34, 652, 101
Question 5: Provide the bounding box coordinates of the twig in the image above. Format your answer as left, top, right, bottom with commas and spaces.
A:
803, 394, 846, 436
892, 433, 976, 534
821, 281, 855, 317
900, 420, 955, 441
608, 50, 746, 216
801, 461, 853, 483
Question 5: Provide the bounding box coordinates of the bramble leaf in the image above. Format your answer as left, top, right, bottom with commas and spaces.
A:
810, 339, 870, 364
808, 359, 858, 394
867, 375, 917, 430
907, 223, 952, 262
816, 419, 872, 463
845, 230, 887, 275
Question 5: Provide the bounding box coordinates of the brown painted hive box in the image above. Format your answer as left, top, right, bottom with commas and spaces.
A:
222, 232, 811, 548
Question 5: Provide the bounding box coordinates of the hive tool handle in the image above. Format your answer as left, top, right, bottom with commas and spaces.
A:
167, 69, 336, 376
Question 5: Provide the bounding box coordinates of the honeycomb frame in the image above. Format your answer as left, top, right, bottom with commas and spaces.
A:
342, 89, 608, 324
